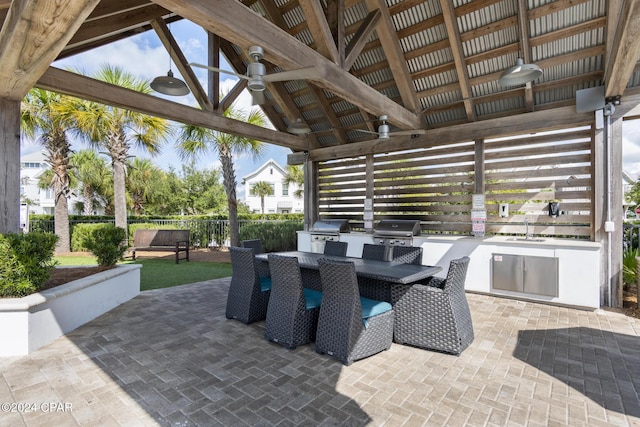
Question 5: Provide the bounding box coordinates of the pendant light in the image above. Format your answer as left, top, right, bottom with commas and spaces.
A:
287, 118, 311, 135
498, 57, 542, 86
151, 24, 190, 96
498, 1, 542, 86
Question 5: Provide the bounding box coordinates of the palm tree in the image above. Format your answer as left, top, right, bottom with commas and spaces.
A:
69, 150, 111, 215
127, 158, 163, 215
176, 106, 266, 247
58, 65, 171, 231
283, 164, 304, 198
21, 88, 73, 253
251, 181, 274, 214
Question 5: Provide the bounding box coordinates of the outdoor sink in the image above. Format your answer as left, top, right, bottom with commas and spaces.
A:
507, 237, 546, 242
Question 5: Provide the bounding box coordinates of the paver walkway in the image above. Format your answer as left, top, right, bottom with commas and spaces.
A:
1, 278, 639, 426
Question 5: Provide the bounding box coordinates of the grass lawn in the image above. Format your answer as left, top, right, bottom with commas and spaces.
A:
54, 255, 232, 291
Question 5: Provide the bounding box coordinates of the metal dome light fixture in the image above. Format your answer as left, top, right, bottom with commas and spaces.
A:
151, 24, 190, 96
498, 57, 542, 86
287, 118, 311, 135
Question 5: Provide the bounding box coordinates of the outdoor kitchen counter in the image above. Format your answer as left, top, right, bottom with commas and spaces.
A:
297, 231, 602, 308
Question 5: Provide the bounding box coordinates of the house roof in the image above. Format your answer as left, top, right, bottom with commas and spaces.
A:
242, 158, 287, 183
2, 0, 640, 159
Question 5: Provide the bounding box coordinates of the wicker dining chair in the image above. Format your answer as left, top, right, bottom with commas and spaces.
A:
264, 254, 323, 349
391, 246, 423, 265
316, 258, 394, 365
361, 243, 389, 261
241, 239, 270, 277
391, 256, 473, 355
226, 246, 271, 324
323, 241, 348, 257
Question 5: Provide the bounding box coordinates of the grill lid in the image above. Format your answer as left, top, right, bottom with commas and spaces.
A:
310, 219, 350, 233
374, 219, 421, 237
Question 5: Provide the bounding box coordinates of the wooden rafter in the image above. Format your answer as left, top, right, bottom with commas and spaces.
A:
151, 18, 212, 111
440, 0, 475, 121
299, 0, 339, 63
604, 0, 640, 97
363, 0, 419, 114
151, 0, 421, 130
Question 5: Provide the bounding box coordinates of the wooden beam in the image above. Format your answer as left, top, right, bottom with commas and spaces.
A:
343, 9, 380, 70
364, 0, 419, 113
150, 0, 421, 129
604, 0, 640, 97
518, 0, 535, 111
208, 32, 220, 109
299, 0, 339, 63
0, 0, 101, 100
218, 79, 247, 113
37, 67, 309, 151
439, 0, 475, 121
66, 4, 169, 51
151, 18, 212, 111
0, 97, 20, 233
308, 105, 596, 161
86, 0, 154, 22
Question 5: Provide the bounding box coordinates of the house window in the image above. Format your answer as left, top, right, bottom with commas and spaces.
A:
270, 168, 273, 175
282, 183, 289, 196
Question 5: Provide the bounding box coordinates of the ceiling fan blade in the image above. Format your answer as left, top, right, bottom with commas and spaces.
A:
189, 63, 250, 81
389, 129, 426, 136
354, 129, 379, 135
250, 90, 265, 105
262, 67, 319, 83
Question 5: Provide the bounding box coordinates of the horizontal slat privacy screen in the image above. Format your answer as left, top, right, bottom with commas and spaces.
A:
318, 126, 593, 239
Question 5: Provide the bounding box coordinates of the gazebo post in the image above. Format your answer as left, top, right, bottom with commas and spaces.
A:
0, 97, 21, 234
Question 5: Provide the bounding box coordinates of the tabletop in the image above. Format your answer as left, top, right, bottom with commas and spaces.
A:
255, 251, 442, 285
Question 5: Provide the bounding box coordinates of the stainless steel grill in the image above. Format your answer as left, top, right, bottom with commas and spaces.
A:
309, 219, 350, 253
373, 219, 421, 246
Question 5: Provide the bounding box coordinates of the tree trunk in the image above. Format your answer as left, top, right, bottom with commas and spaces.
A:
220, 151, 239, 247
53, 191, 70, 253
113, 159, 128, 232
83, 184, 94, 215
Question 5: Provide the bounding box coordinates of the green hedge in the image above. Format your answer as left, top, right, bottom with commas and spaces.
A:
239, 221, 303, 252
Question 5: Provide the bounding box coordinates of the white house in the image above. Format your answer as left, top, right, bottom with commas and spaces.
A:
241, 159, 303, 214
19, 151, 91, 224
20, 151, 55, 218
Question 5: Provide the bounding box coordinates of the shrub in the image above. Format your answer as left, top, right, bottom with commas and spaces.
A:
239, 221, 303, 252
623, 246, 639, 289
71, 223, 110, 252
82, 225, 128, 266
0, 232, 58, 297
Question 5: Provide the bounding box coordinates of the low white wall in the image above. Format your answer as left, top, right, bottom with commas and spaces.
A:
0, 264, 141, 357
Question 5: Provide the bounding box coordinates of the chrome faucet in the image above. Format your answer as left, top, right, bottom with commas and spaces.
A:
524, 217, 531, 240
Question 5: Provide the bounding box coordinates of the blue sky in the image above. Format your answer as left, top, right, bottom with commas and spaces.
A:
21, 20, 640, 182
21, 19, 291, 192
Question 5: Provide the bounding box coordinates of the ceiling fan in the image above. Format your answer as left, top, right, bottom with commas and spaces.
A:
355, 115, 426, 140
189, 46, 317, 105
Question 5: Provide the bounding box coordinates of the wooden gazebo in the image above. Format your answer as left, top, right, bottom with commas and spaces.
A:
1, 0, 640, 306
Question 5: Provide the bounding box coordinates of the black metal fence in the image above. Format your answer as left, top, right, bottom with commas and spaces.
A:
624, 223, 640, 251
29, 218, 304, 249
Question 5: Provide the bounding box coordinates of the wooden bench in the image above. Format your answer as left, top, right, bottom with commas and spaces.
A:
130, 229, 190, 264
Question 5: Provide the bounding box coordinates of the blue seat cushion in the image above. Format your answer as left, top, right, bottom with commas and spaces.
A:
259, 276, 272, 292
303, 288, 323, 310
360, 297, 392, 328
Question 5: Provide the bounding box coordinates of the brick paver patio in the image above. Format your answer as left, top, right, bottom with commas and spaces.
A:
1, 278, 639, 426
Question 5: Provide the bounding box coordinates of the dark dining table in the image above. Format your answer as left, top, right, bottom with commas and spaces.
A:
255, 251, 442, 302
